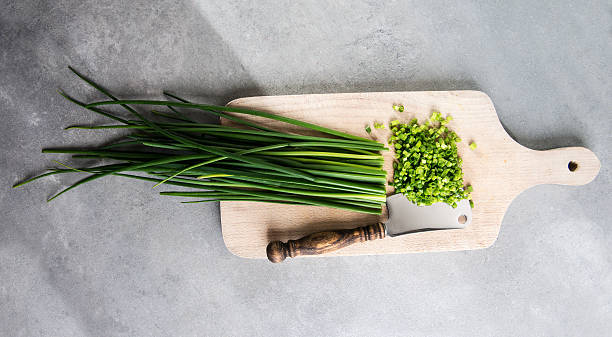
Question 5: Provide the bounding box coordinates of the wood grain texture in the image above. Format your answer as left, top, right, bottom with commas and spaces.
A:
266, 223, 386, 263
220, 91, 600, 259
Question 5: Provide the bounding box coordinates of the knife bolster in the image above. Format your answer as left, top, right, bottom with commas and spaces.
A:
266, 223, 386, 263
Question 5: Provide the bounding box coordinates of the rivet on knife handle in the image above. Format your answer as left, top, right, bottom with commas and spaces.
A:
266, 223, 386, 263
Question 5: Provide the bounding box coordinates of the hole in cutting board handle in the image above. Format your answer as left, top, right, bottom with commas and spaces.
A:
568, 161, 578, 172
457, 215, 467, 224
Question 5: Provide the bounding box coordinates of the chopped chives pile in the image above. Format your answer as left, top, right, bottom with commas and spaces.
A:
389, 111, 471, 207
13, 68, 388, 214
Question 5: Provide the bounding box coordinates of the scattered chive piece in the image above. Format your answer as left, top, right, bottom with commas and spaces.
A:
365, 125, 372, 134
469, 199, 474, 208
469, 141, 477, 150
393, 104, 404, 112
373, 122, 385, 129
389, 110, 471, 207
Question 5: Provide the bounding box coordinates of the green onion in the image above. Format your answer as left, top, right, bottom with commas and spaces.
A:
13, 68, 388, 214
373, 122, 385, 129
389, 110, 470, 207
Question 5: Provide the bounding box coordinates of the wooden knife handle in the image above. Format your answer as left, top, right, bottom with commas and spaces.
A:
266, 223, 386, 263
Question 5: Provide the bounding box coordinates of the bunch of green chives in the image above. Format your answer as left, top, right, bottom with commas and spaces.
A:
13, 68, 388, 214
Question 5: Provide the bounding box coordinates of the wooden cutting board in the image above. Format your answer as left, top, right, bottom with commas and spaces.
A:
219, 91, 600, 259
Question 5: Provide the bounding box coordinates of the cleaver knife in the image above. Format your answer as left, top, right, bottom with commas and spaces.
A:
266, 194, 472, 263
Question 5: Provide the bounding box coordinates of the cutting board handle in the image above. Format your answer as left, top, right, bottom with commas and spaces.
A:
266, 223, 386, 263
525, 147, 600, 186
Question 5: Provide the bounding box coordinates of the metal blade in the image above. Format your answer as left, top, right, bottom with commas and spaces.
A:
385, 194, 472, 237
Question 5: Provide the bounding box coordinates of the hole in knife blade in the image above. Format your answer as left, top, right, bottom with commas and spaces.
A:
457, 215, 467, 224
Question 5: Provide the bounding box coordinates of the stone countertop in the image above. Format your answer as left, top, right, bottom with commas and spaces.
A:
1, 1, 610, 336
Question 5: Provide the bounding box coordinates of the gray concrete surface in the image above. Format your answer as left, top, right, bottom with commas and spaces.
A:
1, 0, 611, 336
